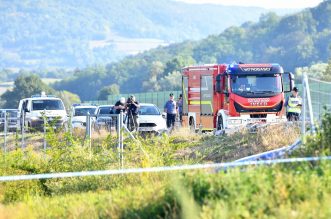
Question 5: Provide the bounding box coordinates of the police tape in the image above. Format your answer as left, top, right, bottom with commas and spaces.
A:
234, 139, 301, 162
0, 156, 331, 182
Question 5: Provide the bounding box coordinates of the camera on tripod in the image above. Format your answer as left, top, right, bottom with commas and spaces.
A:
126, 96, 134, 107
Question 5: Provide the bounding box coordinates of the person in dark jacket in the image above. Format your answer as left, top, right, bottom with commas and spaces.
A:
126, 95, 140, 131
114, 97, 126, 114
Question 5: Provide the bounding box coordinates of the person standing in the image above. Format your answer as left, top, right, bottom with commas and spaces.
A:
113, 97, 126, 129
284, 87, 302, 121
114, 97, 126, 114
177, 94, 183, 125
164, 93, 177, 129
126, 95, 140, 131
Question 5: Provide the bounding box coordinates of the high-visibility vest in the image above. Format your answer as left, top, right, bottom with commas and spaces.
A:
288, 96, 302, 113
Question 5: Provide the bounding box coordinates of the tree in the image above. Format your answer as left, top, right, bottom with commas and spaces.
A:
1, 74, 55, 108
142, 61, 164, 91
160, 71, 182, 91
56, 90, 81, 110
322, 58, 331, 81
97, 84, 120, 100
295, 62, 328, 80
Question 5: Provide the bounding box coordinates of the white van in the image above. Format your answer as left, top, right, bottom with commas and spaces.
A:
18, 93, 67, 130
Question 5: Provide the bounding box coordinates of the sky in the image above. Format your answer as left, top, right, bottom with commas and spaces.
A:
176, 0, 324, 9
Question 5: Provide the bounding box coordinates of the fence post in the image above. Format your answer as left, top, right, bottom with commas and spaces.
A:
86, 112, 92, 139
68, 112, 72, 135
21, 111, 25, 149
302, 75, 306, 138
4, 111, 7, 153
303, 73, 315, 133
43, 109, 47, 152
117, 113, 121, 167
117, 111, 124, 169
120, 111, 124, 169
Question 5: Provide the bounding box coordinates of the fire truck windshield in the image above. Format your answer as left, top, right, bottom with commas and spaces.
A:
231, 74, 282, 96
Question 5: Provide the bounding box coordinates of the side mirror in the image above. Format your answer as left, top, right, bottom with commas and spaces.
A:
162, 112, 166, 119
283, 72, 294, 93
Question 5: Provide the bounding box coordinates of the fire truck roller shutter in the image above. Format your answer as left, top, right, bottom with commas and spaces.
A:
200, 75, 213, 115
182, 76, 189, 115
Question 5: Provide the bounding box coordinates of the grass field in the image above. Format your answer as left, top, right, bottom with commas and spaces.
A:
0, 115, 329, 219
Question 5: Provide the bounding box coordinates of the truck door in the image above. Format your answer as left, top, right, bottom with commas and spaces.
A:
223, 75, 230, 111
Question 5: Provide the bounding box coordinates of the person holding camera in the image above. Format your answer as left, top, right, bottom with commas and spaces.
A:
113, 97, 126, 129
126, 95, 140, 132
114, 97, 126, 114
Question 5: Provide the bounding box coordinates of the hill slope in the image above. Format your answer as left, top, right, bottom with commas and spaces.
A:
0, 0, 292, 69
54, 1, 331, 100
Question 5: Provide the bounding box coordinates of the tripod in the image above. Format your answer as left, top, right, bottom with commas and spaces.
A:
125, 109, 137, 132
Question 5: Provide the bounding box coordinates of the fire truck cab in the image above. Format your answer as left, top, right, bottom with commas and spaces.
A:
182, 63, 294, 132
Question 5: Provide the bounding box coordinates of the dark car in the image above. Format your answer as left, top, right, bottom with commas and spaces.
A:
95, 105, 115, 131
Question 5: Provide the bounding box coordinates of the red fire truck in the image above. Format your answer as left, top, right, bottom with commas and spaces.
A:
182, 63, 294, 132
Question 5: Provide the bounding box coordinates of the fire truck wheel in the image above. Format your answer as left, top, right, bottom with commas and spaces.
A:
217, 115, 224, 130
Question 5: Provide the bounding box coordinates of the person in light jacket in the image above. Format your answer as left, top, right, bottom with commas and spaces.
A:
164, 93, 177, 129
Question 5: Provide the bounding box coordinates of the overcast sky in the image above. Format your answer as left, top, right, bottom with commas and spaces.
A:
176, 0, 323, 9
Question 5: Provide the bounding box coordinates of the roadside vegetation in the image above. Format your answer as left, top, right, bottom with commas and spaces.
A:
1, 110, 330, 218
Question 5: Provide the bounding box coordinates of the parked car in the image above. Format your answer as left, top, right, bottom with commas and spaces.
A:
138, 103, 167, 135
95, 105, 114, 131
18, 93, 67, 131
71, 105, 97, 129
0, 109, 18, 132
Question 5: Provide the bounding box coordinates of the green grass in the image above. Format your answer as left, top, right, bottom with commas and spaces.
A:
0, 113, 329, 218
1, 162, 331, 219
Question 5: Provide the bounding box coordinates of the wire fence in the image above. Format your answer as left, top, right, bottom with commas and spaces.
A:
307, 77, 331, 120
295, 77, 331, 122
0, 110, 148, 161
85, 90, 181, 110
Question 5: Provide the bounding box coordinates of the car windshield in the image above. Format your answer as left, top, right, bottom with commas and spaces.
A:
98, 106, 112, 115
0, 111, 17, 117
32, 99, 64, 110
74, 107, 96, 116
139, 105, 160, 115
231, 74, 282, 94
